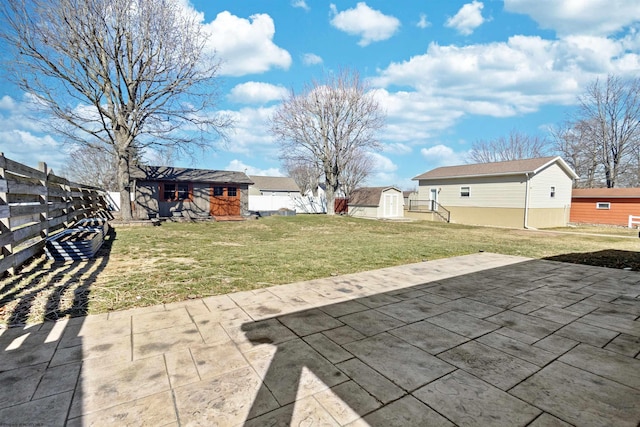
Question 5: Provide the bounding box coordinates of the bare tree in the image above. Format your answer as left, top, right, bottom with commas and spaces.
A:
551, 120, 601, 188
284, 159, 322, 196
1, 0, 231, 219
63, 144, 119, 191
467, 129, 550, 163
339, 149, 374, 198
574, 75, 640, 188
271, 69, 385, 215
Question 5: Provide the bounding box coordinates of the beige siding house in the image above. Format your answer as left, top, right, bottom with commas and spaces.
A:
348, 187, 404, 219
411, 157, 578, 228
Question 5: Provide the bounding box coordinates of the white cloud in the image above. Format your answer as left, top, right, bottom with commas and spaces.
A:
0, 95, 17, 110
0, 129, 68, 172
330, 2, 401, 46
382, 142, 412, 155
217, 106, 278, 156
291, 0, 310, 11
373, 89, 464, 143
504, 0, 640, 36
417, 14, 431, 29
372, 34, 640, 127
228, 82, 288, 104
302, 53, 323, 65
420, 145, 465, 167
225, 159, 282, 176
445, 1, 486, 36
204, 12, 292, 76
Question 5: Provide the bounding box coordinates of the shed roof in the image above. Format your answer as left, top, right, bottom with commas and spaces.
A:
131, 165, 253, 184
249, 175, 301, 192
349, 186, 400, 206
572, 188, 640, 198
412, 156, 578, 180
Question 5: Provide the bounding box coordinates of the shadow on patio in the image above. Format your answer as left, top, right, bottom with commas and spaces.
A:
0, 228, 116, 423
236, 257, 640, 426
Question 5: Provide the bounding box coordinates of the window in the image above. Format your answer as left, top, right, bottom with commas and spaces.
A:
177, 183, 190, 200
596, 202, 610, 210
161, 182, 191, 202
550, 186, 555, 198
460, 186, 470, 197
213, 186, 224, 196
227, 187, 237, 197
163, 183, 176, 201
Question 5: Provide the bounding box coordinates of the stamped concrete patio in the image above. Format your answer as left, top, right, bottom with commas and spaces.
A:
0, 252, 639, 426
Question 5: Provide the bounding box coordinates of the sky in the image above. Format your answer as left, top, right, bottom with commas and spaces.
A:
0, 0, 639, 190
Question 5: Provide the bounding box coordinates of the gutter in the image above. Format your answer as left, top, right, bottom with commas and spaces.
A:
523, 172, 530, 229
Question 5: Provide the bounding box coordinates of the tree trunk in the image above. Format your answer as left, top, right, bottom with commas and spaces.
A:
325, 180, 336, 215
117, 153, 133, 220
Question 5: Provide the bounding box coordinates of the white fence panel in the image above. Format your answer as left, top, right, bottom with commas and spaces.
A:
248, 195, 327, 214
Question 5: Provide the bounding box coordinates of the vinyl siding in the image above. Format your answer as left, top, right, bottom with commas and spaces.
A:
417, 175, 526, 208
528, 163, 573, 209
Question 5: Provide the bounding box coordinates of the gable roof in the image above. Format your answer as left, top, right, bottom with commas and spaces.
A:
349, 186, 400, 206
130, 165, 253, 184
412, 156, 578, 181
249, 175, 301, 192
572, 188, 640, 198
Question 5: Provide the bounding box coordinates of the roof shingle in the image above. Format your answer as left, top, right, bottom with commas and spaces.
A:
412, 157, 573, 180
572, 188, 640, 198
130, 165, 253, 184
249, 175, 301, 192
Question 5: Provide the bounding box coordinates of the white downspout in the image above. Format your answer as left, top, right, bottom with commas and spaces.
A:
523, 172, 530, 229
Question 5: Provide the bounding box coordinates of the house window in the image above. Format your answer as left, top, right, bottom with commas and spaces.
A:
596, 202, 610, 210
163, 183, 176, 201
227, 187, 237, 197
213, 186, 224, 196
460, 186, 470, 197
550, 186, 555, 198
161, 182, 191, 202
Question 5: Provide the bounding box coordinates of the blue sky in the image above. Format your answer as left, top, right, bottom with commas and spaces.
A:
1, 0, 639, 190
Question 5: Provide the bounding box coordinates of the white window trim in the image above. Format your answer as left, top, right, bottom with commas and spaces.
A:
596, 202, 610, 210
460, 186, 470, 197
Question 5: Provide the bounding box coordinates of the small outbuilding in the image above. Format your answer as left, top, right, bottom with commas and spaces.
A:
348, 186, 404, 219
248, 175, 301, 212
411, 157, 578, 228
570, 188, 640, 227
131, 165, 253, 219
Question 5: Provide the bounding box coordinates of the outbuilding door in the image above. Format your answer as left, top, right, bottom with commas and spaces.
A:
384, 193, 400, 217
210, 186, 240, 216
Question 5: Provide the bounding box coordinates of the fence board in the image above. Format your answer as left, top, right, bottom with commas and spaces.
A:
2, 157, 46, 180
0, 154, 109, 275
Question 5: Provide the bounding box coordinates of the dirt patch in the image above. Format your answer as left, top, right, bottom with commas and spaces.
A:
544, 249, 640, 271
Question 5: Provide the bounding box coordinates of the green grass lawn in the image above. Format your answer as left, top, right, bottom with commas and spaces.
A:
2, 215, 639, 325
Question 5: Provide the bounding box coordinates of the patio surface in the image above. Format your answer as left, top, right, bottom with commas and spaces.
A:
0, 252, 639, 426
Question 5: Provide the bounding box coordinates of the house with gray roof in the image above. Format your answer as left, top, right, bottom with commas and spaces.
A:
130, 165, 253, 219
411, 157, 578, 228
348, 186, 404, 219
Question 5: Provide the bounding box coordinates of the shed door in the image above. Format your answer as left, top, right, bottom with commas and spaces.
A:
210, 186, 240, 216
384, 193, 399, 217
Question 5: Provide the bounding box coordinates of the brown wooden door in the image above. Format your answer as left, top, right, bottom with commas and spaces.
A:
210, 186, 240, 216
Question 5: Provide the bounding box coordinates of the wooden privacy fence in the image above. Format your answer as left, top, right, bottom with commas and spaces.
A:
0, 153, 109, 275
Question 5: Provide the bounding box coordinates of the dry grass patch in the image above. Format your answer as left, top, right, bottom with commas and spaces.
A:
1, 215, 638, 326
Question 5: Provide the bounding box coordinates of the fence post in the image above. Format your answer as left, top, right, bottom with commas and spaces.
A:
39, 162, 49, 241
0, 152, 14, 275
